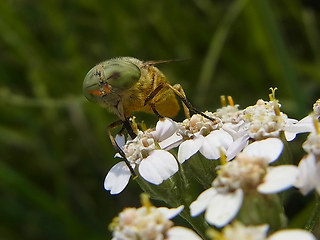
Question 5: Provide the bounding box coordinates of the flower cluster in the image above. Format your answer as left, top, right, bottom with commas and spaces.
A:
109, 194, 201, 240
190, 138, 298, 227
104, 118, 179, 194
208, 221, 316, 240
105, 91, 319, 240
176, 112, 233, 163
294, 118, 320, 196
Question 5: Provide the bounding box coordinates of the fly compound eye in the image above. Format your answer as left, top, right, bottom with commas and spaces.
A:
101, 58, 141, 89
83, 66, 110, 103
83, 58, 141, 103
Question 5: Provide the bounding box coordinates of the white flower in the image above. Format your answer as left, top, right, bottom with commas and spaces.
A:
209, 221, 316, 240
268, 229, 316, 240
219, 222, 268, 240
104, 118, 179, 194
191, 187, 244, 228
302, 132, 320, 156
313, 99, 320, 115
293, 131, 320, 195
294, 154, 320, 195
166, 227, 202, 240
104, 161, 133, 195
223, 98, 300, 160
283, 115, 315, 141
190, 138, 299, 227
225, 134, 250, 160
110, 194, 201, 240
214, 103, 244, 128
176, 113, 233, 163
284, 99, 320, 141
242, 99, 298, 141
151, 117, 179, 142
214, 102, 247, 141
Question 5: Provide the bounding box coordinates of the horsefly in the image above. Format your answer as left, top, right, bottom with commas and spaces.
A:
83, 57, 215, 176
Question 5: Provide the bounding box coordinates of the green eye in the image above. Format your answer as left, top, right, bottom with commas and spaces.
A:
83, 57, 141, 103
102, 58, 141, 89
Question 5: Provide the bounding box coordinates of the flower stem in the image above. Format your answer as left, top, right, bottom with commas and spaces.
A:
179, 208, 210, 240
305, 193, 320, 232
184, 154, 218, 189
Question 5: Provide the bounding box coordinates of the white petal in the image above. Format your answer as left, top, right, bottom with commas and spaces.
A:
316, 162, 320, 195
284, 124, 314, 134
205, 188, 243, 227
138, 150, 178, 185
294, 154, 318, 195
104, 161, 131, 194
115, 134, 126, 148
158, 205, 184, 219
222, 122, 244, 137
200, 129, 233, 159
299, 115, 313, 124
243, 138, 283, 163
153, 117, 178, 141
258, 165, 298, 194
167, 226, 202, 240
284, 115, 315, 134
287, 118, 299, 124
226, 134, 249, 161
284, 131, 297, 142
283, 115, 315, 141
268, 229, 316, 240
190, 188, 218, 217
177, 137, 203, 163
159, 133, 183, 150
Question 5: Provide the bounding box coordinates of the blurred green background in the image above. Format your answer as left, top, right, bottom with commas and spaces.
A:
0, 0, 320, 239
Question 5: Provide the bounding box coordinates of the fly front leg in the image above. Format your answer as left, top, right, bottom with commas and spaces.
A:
107, 120, 137, 177
122, 117, 138, 139
144, 84, 165, 118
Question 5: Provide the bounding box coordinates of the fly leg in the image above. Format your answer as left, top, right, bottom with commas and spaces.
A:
168, 83, 217, 123
107, 120, 137, 177
122, 118, 137, 139
144, 83, 217, 123
143, 84, 165, 118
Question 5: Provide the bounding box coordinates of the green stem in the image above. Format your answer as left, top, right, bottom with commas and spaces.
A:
237, 193, 287, 232
136, 163, 210, 239
185, 154, 217, 189
180, 208, 210, 240
305, 193, 320, 232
